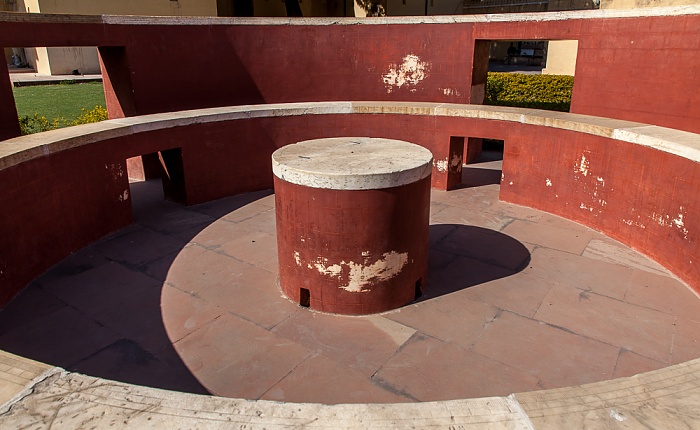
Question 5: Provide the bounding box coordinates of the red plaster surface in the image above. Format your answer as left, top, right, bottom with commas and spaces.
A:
570, 15, 700, 133
0, 144, 132, 304
2, 109, 698, 306
274, 177, 430, 315
1, 12, 697, 135
499, 124, 700, 295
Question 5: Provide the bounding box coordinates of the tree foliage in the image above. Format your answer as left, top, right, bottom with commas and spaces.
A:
355, 0, 386, 16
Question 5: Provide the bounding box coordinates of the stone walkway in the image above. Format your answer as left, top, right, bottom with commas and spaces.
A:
0, 156, 698, 405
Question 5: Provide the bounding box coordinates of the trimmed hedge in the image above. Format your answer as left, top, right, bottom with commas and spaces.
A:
485, 72, 574, 112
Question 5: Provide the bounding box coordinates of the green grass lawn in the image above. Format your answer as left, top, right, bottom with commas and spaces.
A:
13, 82, 106, 122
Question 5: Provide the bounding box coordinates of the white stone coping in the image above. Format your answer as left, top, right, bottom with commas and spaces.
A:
271, 137, 433, 190
2, 101, 698, 173
1, 5, 698, 26
1, 356, 699, 428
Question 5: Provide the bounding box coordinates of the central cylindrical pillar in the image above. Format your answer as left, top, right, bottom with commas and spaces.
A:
272, 137, 432, 315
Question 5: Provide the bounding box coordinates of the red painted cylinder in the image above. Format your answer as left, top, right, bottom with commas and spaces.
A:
273, 137, 432, 315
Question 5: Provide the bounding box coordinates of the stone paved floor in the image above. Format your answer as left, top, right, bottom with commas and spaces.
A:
1, 156, 699, 404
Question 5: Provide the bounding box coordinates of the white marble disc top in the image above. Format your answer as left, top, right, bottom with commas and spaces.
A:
271, 137, 433, 190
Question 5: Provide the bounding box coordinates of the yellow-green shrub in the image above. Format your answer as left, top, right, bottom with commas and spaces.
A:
19, 105, 107, 135
18, 114, 62, 135
485, 72, 573, 112
69, 106, 108, 126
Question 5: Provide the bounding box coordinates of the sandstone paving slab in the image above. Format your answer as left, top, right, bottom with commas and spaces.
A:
472, 311, 619, 388
583, 238, 669, 276
612, 349, 666, 379
0, 287, 67, 337
671, 317, 700, 365
484, 199, 544, 223
188, 222, 279, 271
89, 287, 173, 355
189, 189, 274, 219
501, 219, 596, 255
31, 245, 112, 289
520, 211, 598, 234
159, 284, 225, 343
385, 294, 499, 350
214, 228, 278, 271
271, 311, 415, 378
131, 194, 215, 236
428, 223, 457, 248
93, 226, 188, 268
424, 255, 515, 298
173, 312, 312, 399
163, 244, 252, 295
458, 269, 553, 319
624, 268, 700, 322
194, 265, 299, 330
36, 261, 161, 318
373, 334, 544, 401
261, 353, 412, 404
430, 204, 514, 232
432, 224, 533, 271
526, 247, 632, 301
236, 206, 277, 235
428, 201, 449, 222
0, 307, 121, 369
534, 284, 675, 363
70, 339, 208, 394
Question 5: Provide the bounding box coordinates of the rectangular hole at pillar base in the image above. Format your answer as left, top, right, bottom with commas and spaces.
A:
414, 278, 423, 301
299, 288, 310, 308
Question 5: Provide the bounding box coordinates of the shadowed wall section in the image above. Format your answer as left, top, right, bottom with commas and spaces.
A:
0, 103, 698, 309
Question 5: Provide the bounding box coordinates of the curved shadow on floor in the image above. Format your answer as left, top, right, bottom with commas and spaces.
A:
0, 181, 275, 395
0, 184, 529, 397
422, 224, 531, 300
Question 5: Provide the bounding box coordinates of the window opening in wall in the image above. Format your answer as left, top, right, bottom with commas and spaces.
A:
459, 137, 504, 188
483, 39, 577, 113
128, 148, 187, 223
9, 46, 106, 136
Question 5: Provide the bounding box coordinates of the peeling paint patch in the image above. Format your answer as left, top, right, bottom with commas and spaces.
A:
433, 159, 448, 173
622, 217, 646, 229
294, 251, 302, 266
313, 258, 342, 278
509, 181, 513, 186
673, 209, 689, 239
117, 189, 129, 202
382, 54, 430, 94
312, 251, 409, 293
546, 178, 552, 187
105, 163, 125, 180
575, 153, 590, 177
441, 88, 461, 96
